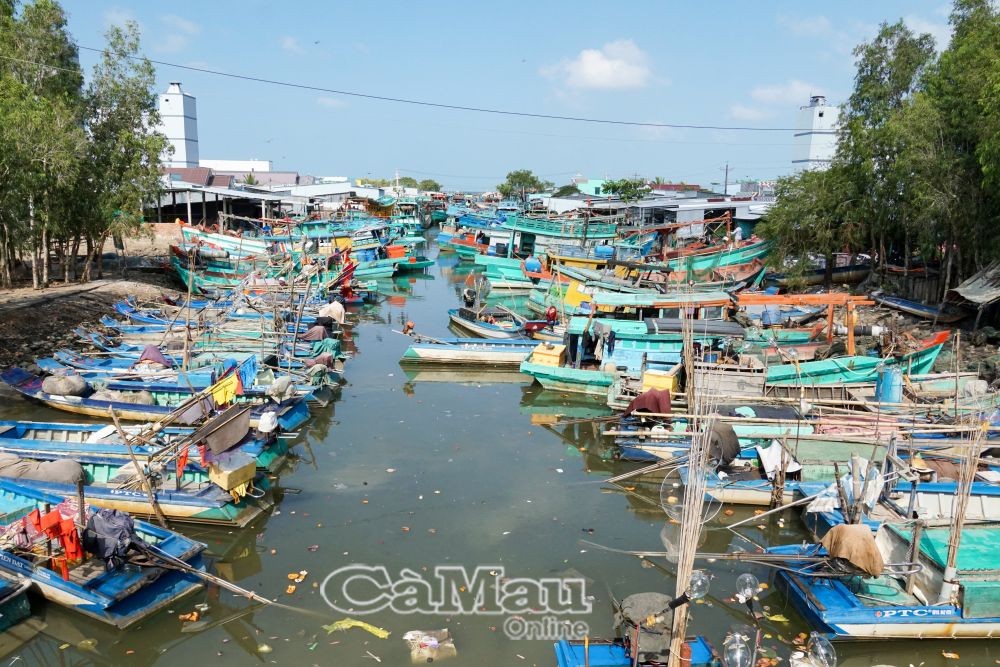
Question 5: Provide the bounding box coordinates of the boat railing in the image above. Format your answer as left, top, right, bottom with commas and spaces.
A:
502, 215, 620, 237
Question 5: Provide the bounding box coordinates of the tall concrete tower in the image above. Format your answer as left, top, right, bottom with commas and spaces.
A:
792, 95, 838, 172
158, 82, 199, 168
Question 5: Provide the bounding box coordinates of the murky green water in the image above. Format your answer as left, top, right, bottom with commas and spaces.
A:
0, 234, 996, 666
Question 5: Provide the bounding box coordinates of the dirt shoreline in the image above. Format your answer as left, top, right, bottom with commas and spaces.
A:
0, 224, 184, 369
0, 275, 185, 369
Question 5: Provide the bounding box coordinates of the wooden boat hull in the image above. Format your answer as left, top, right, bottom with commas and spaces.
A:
519, 361, 614, 396
447, 309, 526, 339
401, 341, 535, 366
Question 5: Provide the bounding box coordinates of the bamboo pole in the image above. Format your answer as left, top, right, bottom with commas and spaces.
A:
108, 406, 169, 528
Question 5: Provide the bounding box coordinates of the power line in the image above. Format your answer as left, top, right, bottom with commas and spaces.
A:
53, 46, 808, 133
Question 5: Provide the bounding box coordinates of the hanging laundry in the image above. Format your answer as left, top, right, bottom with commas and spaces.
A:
237, 356, 258, 390
208, 373, 240, 406
59, 518, 83, 562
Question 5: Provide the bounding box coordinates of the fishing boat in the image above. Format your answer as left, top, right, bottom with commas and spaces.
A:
0, 368, 311, 431
0, 411, 292, 474
501, 212, 622, 256
519, 318, 741, 397
766, 263, 872, 288
771, 523, 1000, 638
870, 290, 969, 323
0, 449, 272, 526
399, 337, 538, 366
765, 331, 950, 385
0, 478, 206, 628
447, 306, 528, 339
678, 432, 889, 505
554, 635, 718, 667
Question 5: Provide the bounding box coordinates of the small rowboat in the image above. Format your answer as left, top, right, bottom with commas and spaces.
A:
0, 478, 206, 627
870, 291, 969, 323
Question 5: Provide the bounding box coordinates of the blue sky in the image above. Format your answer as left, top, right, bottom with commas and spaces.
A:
62, 0, 954, 191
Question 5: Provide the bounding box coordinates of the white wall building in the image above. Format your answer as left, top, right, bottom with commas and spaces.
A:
792, 95, 839, 172
158, 82, 199, 168
199, 159, 273, 172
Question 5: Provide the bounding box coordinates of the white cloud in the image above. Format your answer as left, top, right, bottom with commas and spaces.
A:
751, 79, 821, 106
541, 40, 651, 90
777, 14, 834, 37
903, 15, 952, 50
156, 14, 200, 53
281, 36, 304, 54
317, 96, 346, 109
103, 8, 136, 28
729, 104, 772, 121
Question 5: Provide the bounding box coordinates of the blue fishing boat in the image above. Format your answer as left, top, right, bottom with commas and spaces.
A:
0, 413, 291, 474
554, 636, 717, 667
0, 368, 311, 431
0, 479, 206, 628
771, 523, 1000, 638
870, 290, 969, 323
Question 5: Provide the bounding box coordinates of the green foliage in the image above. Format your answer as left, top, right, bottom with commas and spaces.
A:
757, 167, 859, 273
760, 1, 1000, 296
496, 170, 553, 202
242, 173, 259, 185
418, 179, 442, 192
601, 178, 650, 204
0, 3, 166, 287
553, 183, 580, 197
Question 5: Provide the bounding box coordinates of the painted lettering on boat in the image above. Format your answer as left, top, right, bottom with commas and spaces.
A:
875, 608, 956, 617
0, 551, 35, 577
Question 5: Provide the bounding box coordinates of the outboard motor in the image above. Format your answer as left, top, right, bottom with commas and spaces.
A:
462, 288, 477, 307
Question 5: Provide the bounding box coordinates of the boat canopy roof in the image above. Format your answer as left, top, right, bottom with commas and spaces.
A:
592, 290, 733, 309
644, 318, 745, 338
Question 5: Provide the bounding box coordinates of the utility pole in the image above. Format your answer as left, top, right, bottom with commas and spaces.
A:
723, 163, 730, 196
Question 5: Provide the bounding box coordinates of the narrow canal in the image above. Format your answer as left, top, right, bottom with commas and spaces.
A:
0, 233, 995, 666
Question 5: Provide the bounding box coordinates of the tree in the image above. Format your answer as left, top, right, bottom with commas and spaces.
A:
553, 183, 580, 198
242, 173, 259, 186
835, 20, 936, 274
496, 170, 552, 202
0, 0, 84, 288
418, 179, 442, 192
601, 178, 650, 204
79, 20, 167, 281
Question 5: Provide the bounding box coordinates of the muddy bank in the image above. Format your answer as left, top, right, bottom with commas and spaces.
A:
0, 277, 184, 369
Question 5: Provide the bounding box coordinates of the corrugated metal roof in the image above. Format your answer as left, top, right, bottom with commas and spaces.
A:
162, 180, 286, 201
948, 261, 1000, 306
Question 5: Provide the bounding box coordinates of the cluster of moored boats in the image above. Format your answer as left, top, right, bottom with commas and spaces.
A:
0, 213, 395, 631
392, 200, 1000, 663
0, 193, 996, 663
